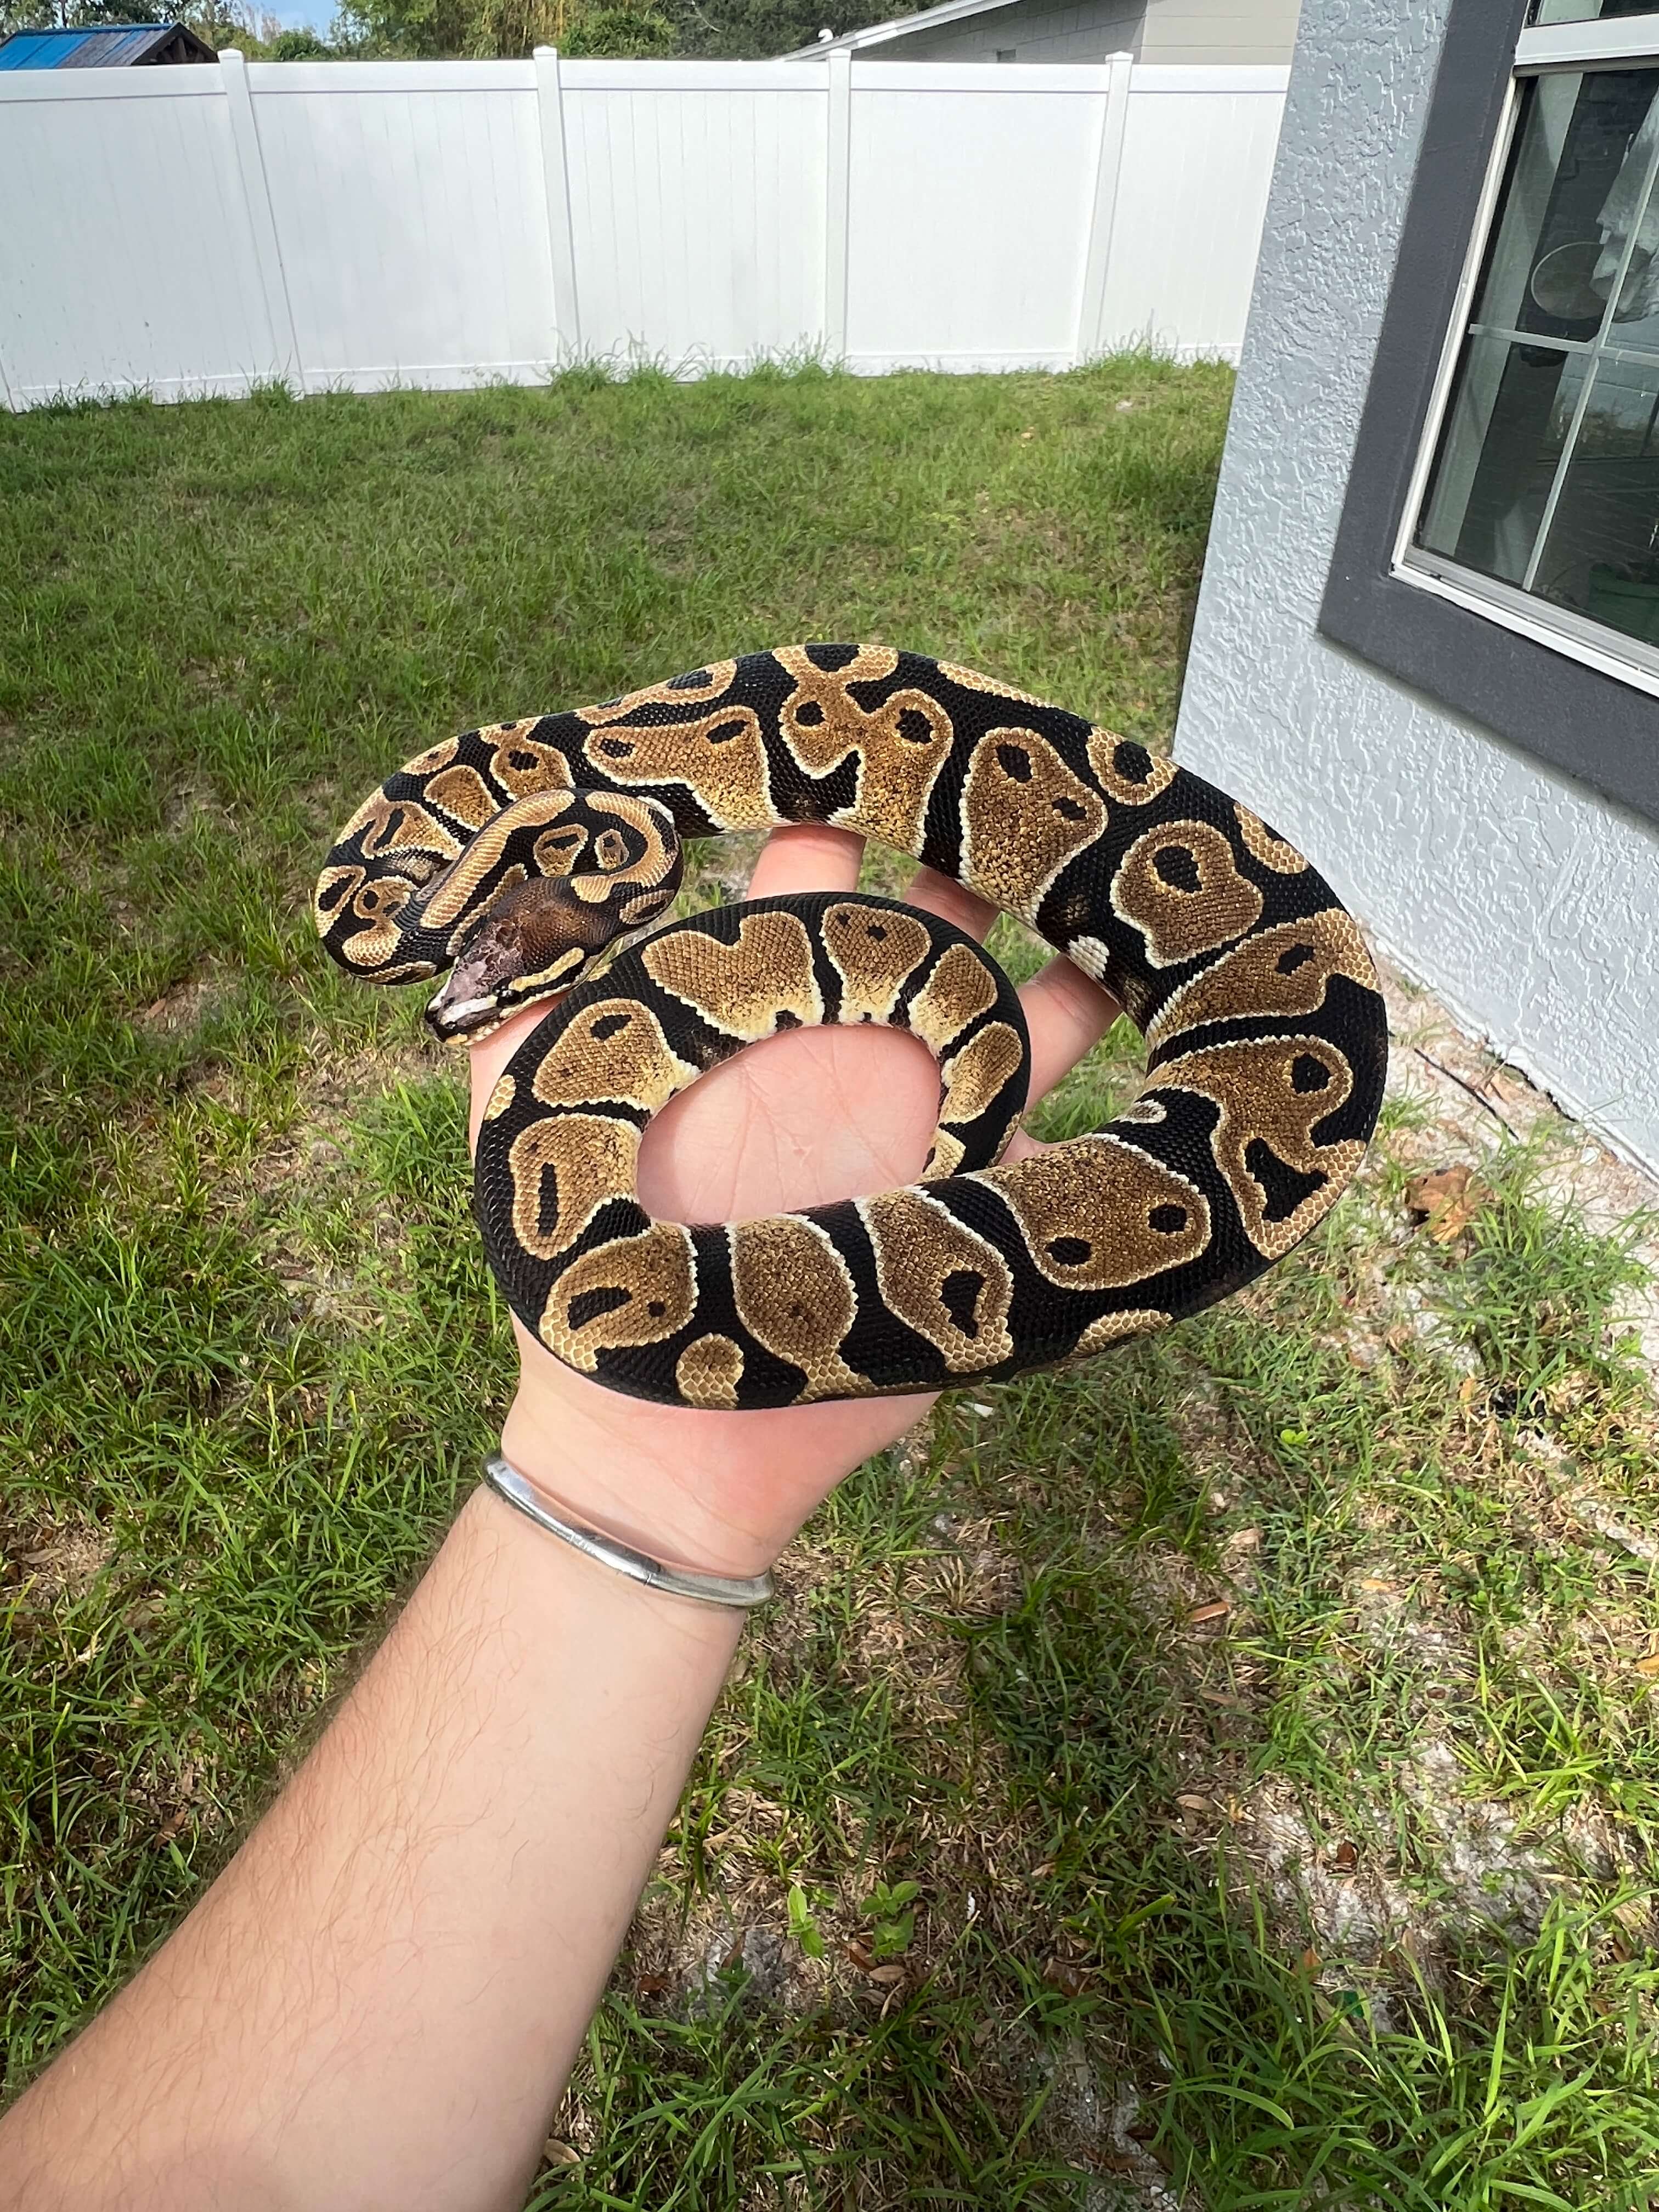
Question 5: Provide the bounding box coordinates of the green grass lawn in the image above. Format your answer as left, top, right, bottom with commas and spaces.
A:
4, 361, 1658, 2209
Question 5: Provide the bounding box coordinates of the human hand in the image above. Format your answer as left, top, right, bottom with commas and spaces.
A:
469, 823, 1122, 1579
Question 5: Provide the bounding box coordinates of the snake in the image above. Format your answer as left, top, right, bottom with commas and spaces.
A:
315, 645, 1388, 1410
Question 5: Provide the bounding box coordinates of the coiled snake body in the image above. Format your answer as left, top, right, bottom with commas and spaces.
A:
317, 646, 1387, 1409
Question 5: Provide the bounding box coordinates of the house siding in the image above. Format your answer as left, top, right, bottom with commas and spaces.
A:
888, 0, 1148, 64
1175, 0, 1659, 1172
1138, 0, 1300, 64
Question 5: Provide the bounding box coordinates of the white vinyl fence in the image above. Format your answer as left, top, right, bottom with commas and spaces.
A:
0, 52, 1285, 409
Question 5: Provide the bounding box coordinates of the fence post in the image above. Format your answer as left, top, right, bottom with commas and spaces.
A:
219, 48, 302, 392
823, 49, 852, 363
1074, 51, 1133, 366
534, 47, 583, 364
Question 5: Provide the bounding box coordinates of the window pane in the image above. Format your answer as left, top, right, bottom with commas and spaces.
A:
1470, 69, 1659, 345
1410, 64, 1659, 668
1418, 336, 1585, 582
1530, 354, 1659, 645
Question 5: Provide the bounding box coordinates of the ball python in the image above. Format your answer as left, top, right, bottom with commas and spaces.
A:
316, 645, 1387, 1409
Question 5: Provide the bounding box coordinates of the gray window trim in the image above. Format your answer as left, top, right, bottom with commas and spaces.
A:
1317, 0, 1659, 826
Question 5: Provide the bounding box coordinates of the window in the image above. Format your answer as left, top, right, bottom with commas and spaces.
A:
996, 47, 1017, 60
1402, 31, 1659, 690
1321, 0, 1659, 826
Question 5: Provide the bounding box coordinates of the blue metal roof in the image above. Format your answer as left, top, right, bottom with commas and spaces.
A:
0, 24, 202, 68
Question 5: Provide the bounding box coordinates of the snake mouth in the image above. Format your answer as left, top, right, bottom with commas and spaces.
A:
424, 986, 505, 1041
425, 940, 595, 1042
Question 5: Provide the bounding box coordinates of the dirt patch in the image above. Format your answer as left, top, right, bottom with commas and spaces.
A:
4, 1511, 115, 1604
162, 771, 235, 833
134, 968, 222, 1034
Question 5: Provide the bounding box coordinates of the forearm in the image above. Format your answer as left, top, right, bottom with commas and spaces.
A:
1, 1481, 744, 2212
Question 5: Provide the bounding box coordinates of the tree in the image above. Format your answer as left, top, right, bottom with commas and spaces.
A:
0, 0, 285, 49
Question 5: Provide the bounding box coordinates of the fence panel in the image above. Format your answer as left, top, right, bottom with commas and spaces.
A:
0, 73, 276, 404
559, 62, 827, 369
845, 63, 1111, 373
0, 54, 1285, 408
1101, 66, 1289, 359
248, 61, 554, 388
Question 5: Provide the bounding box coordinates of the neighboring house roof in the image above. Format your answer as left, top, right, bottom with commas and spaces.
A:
784, 0, 1020, 58
0, 22, 217, 67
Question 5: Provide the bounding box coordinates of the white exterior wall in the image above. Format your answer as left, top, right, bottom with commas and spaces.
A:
1138, 0, 1299, 64
889, 0, 1148, 65
1175, 0, 1659, 1172
864, 0, 1296, 66
0, 54, 1285, 402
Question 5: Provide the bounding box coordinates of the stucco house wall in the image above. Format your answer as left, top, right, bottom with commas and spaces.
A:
820, 0, 1298, 66
1174, 0, 1659, 1172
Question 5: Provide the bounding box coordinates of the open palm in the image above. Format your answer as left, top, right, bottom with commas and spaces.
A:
469, 823, 1121, 1580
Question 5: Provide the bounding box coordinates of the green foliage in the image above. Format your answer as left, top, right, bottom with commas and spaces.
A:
863, 1877, 920, 1958
0, 0, 159, 30
0, 0, 300, 57
325, 0, 929, 60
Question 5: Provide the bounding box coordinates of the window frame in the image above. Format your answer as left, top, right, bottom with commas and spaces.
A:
1318, 0, 1659, 824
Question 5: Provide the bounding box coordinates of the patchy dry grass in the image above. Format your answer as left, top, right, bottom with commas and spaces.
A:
4, 364, 1658, 2209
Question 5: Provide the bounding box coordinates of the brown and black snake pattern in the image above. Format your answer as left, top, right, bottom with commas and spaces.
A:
317, 645, 1388, 1409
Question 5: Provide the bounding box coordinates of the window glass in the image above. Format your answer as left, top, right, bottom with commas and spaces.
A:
1410, 66, 1659, 659
1530, 2, 1659, 24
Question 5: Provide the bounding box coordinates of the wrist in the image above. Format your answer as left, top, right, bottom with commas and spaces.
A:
498, 1380, 785, 1583
484, 1457, 774, 1612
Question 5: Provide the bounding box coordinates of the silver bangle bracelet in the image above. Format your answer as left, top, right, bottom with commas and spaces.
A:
481, 1456, 776, 1611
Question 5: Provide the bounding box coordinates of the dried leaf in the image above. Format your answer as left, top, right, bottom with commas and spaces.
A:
868, 1963, 906, 1986
1333, 1841, 1358, 1872
1187, 1600, 1231, 1624
1043, 1957, 1087, 1996
842, 1939, 875, 1971
1175, 1793, 1212, 1813
1299, 1946, 1321, 1976
1029, 1860, 1057, 1880
1633, 1652, 1659, 1677
1405, 1164, 1488, 1244
636, 1972, 670, 1996
1197, 1685, 1248, 1711
542, 2140, 580, 2166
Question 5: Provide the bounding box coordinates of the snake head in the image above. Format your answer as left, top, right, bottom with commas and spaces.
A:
424, 845, 684, 1043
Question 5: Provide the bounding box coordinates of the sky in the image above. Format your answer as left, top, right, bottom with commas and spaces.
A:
270, 0, 339, 30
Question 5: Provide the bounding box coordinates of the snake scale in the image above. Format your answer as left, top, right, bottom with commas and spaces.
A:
317, 645, 1388, 1409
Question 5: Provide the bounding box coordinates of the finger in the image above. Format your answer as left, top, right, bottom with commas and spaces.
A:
1018, 956, 1124, 1104
899, 864, 998, 944
746, 823, 865, 899
465, 1001, 547, 1153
